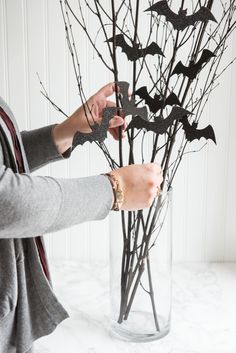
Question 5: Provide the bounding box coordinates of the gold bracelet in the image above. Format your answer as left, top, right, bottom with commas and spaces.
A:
105, 172, 124, 211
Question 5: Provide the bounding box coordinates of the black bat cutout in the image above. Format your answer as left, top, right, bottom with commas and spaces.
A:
106, 34, 164, 61
172, 49, 216, 80
181, 116, 216, 144
135, 86, 181, 113
72, 107, 119, 146
127, 106, 192, 135
145, 0, 217, 31
116, 81, 148, 121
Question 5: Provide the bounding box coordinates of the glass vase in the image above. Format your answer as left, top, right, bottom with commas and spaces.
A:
109, 189, 172, 342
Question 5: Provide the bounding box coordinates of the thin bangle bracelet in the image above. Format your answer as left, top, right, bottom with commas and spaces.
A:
103, 173, 124, 211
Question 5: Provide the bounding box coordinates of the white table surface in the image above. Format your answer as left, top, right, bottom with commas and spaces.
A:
34, 261, 236, 353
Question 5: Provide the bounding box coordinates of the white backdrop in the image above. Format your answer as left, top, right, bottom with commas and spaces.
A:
0, 0, 236, 263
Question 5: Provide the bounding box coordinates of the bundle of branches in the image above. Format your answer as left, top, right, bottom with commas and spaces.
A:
44, 0, 236, 330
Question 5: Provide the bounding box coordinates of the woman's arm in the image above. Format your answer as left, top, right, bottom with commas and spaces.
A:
49, 81, 126, 154
21, 124, 72, 173
0, 161, 163, 239
21, 82, 125, 172
0, 163, 113, 239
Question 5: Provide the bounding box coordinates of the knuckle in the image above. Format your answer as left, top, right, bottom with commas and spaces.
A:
148, 179, 156, 188
147, 189, 154, 199
145, 163, 153, 171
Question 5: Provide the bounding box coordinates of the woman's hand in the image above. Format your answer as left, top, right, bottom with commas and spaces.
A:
109, 163, 163, 211
69, 82, 126, 140
52, 82, 126, 154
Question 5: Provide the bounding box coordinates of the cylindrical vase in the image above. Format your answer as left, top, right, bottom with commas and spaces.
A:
109, 189, 172, 342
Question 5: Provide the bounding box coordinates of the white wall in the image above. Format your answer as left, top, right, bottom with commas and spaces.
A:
0, 0, 235, 263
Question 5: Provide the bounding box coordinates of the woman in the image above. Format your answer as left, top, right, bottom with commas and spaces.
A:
0, 82, 163, 353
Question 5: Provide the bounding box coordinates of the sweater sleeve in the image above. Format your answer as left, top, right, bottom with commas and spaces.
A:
20, 124, 72, 172
0, 165, 113, 239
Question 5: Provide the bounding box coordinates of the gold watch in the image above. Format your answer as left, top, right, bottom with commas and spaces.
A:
105, 172, 124, 211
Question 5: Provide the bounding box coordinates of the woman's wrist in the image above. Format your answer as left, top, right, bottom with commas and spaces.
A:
52, 115, 79, 154
104, 172, 125, 211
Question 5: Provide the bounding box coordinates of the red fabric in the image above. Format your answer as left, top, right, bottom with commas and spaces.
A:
0, 107, 50, 280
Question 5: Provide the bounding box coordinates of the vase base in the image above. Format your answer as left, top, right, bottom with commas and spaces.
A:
109, 311, 170, 342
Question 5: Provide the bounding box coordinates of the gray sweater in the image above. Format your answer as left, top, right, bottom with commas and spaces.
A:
0, 96, 113, 353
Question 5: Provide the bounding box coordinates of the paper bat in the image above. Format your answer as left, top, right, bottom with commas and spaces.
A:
145, 0, 217, 31
106, 34, 164, 61
127, 106, 192, 135
116, 81, 148, 121
72, 107, 119, 146
135, 86, 181, 113
181, 116, 216, 143
172, 49, 215, 80
72, 81, 147, 146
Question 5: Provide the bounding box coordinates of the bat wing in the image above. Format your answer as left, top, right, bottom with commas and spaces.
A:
135, 86, 149, 101
126, 41, 164, 61
116, 81, 130, 107
196, 124, 216, 143
154, 106, 192, 135
181, 117, 216, 143
106, 34, 126, 49
165, 93, 181, 107
106, 34, 136, 61
145, 1, 179, 26
186, 7, 217, 27
123, 106, 148, 121
108, 34, 164, 61
197, 49, 216, 67
171, 61, 188, 76
118, 40, 136, 61
72, 107, 117, 146
127, 107, 192, 134
117, 81, 148, 120
73, 124, 101, 146
135, 86, 161, 113
117, 81, 130, 99
135, 86, 154, 109
142, 42, 164, 57
189, 49, 216, 78
153, 92, 181, 113
172, 58, 207, 79
127, 116, 150, 131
